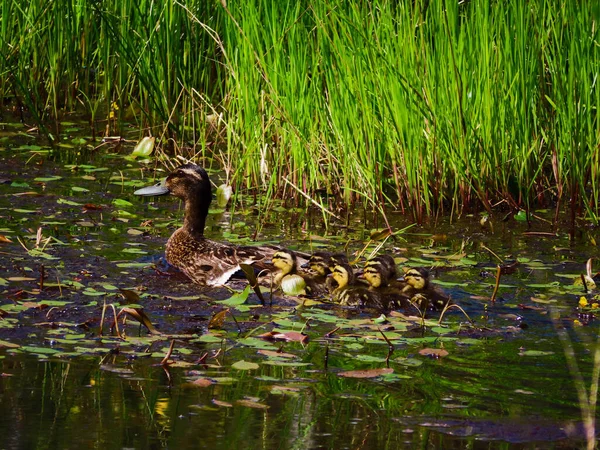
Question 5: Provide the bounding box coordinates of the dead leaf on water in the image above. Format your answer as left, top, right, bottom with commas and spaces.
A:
258, 331, 308, 344
190, 378, 214, 387
212, 399, 233, 408
257, 349, 297, 359
208, 309, 229, 329
0, 235, 12, 243
419, 348, 449, 358
235, 399, 269, 409
338, 368, 394, 378
119, 289, 141, 303
119, 307, 161, 335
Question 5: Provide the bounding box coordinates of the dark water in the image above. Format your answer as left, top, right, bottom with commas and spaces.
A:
0, 119, 598, 449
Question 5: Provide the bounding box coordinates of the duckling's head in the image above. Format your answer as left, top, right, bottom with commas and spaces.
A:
331, 263, 354, 289
404, 268, 429, 290
363, 264, 385, 288
272, 250, 297, 276
306, 252, 331, 276
328, 253, 349, 271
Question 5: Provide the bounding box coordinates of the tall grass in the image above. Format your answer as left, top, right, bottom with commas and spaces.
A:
0, 0, 598, 224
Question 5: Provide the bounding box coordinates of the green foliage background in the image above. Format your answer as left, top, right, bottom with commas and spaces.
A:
1, 0, 598, 221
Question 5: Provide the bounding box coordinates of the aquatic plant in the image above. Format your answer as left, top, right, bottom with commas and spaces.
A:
0, 0, 598, 224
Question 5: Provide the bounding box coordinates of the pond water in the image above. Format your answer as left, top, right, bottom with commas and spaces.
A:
0, 118, 598, 449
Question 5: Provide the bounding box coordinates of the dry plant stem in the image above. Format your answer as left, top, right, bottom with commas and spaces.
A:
379, 328, 395, 368
325, 326, 340, 338
553, 318, 599, 450
110, 304, 122, 339
490, 265, 502, 303
100, 299, 107, 336
283, 177, 341, 220
161, 339, 176, 366
228, 309, 242, 333
581, 274, 589, 293
438, 302, 474, 325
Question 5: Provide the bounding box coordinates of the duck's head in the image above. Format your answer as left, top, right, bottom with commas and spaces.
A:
404, 268, 429, 290
135, 164, 212, 202
135, 164, 212, 237
330, 263, 354, 289
272, 250, 297, 276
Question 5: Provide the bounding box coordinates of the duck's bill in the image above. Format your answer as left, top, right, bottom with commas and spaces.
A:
134, 182, 170, 196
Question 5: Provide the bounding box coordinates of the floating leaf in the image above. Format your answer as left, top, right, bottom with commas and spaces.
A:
216, 184, 233, 208
0, 340, 19, 348
235, 399, 269, 409
132, 136, 155, 158
34, 176, 63, 182
257, 349, 297, 359
57, 198, 81, 206
419, 348, 449, 358
232, 360, 259, 370
71, 186, 90, 193
13, 209, 37, 214
113, 198, 134, 208
280, 274, 306, 296
519, 350, 554, 357
216, 285, 251, 306
208, 309, 229, 329
212, 399, 233, 408
338, 368, 394, 378
258, 331, 308, 344
514, 210, 527, 222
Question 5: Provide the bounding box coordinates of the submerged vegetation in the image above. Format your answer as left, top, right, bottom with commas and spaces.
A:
0, 0, 599, 222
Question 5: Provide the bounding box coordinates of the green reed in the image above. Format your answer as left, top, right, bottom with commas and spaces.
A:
0, 0, 598, 224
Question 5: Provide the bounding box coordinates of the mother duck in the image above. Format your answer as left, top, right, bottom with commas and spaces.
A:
135, 163, 286, 286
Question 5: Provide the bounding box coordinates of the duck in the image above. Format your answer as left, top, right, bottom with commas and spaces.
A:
329, 263, 385, 310
134, 163, 296, 286
271, 249, 328, 297
402, 268, 450, 311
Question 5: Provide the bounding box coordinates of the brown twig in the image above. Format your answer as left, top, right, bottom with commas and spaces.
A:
490, 265, 502, 303
161, 339, 175, 366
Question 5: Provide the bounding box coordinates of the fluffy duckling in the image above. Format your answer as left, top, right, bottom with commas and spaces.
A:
361, 260, 411, 309
329, 263, 385, 310
304, 251, 349, 276
363, 254, 399, 288
402, 268, 450, 311
271, 249, 328, 297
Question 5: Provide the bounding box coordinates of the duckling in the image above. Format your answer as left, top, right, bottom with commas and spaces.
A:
303, 251, 349, 276
329, 263, 385, 310
402, 267, 450, 311
134, 164, 299, 286
363, 254, 399, 288
301, 251, 349, 291
271, 250, 328, 297
361, 259, 411, 310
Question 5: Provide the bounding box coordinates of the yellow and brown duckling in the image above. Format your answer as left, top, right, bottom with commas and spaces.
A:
271, 249, 328, 297
134, 163, 292, 286
362, 254, 399, 289
302, 251, 349, 291
361, 258, 411, 309
303, 251, 349, 277
402, 268, 450, 311
329, 263, 385, 310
